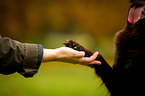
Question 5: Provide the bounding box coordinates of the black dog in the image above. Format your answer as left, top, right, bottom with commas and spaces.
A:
63, 0, 145, 95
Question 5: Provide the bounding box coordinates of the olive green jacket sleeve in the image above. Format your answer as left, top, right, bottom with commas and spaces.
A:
0, 35, 43, 78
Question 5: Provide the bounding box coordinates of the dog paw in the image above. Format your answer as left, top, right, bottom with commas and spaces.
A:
62, 40, 85, 51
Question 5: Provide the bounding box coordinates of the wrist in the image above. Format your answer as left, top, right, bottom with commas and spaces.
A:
42, 49, 58, 62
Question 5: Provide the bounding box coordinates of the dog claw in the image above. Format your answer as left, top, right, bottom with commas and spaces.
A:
62, 42, 70, 47
62, 42, 67, 44
74, 46, 77, 49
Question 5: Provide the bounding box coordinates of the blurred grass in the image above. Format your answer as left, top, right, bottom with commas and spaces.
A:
0, 62, 111, 96
0, 33, 113, 96
0, 0, 126, 95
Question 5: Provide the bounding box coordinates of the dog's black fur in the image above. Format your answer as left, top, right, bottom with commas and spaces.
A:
64, 0, 145, 95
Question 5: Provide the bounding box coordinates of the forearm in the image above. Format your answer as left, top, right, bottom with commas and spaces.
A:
0, 35, 100, 77
94, 54, 114, 94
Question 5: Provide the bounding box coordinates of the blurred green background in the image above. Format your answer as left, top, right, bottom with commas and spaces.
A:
0, 0, 129, 96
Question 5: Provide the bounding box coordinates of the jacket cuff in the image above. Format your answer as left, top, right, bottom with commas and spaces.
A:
19, 43, 43, 78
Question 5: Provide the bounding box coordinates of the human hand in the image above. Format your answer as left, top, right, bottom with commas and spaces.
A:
43, 47, 101, 65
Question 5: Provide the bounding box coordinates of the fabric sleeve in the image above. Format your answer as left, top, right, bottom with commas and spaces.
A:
0, 35, 43, 78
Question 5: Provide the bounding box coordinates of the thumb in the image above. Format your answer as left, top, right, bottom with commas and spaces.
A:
72, 51, 85, 58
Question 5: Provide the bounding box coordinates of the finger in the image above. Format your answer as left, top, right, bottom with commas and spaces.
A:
63, 47, 85, 57
82, 61, 101, 68
80, 59, 101, 65
88, 60, 101, 65
89, 52, 99, 60
71, 51, 85, 58
79, 52, 99, 63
